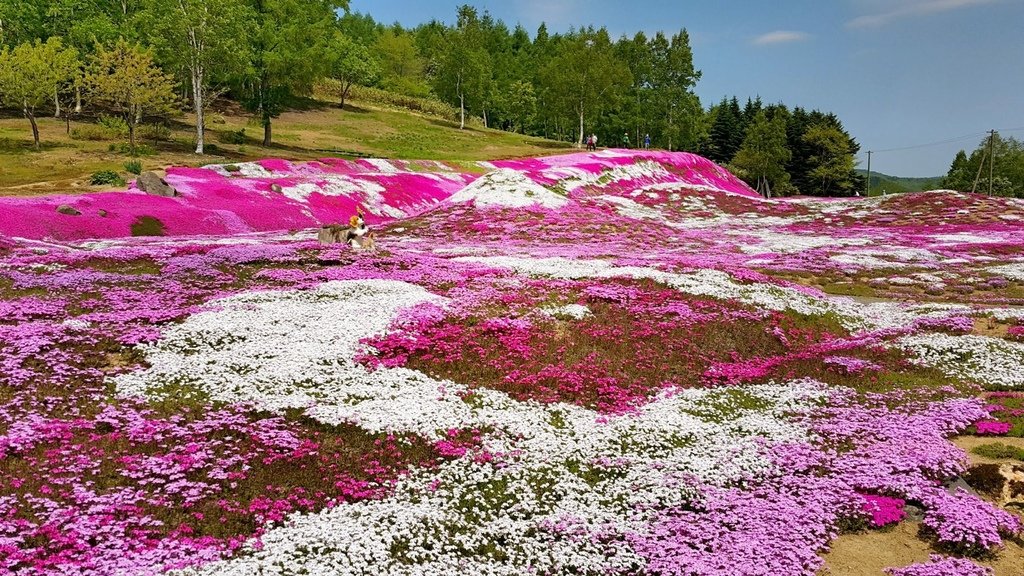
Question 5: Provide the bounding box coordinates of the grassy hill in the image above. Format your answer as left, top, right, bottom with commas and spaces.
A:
0, 94, 571, 197
856, 169, 944, 196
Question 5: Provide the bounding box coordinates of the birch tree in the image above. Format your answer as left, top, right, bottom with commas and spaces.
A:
147, 0, 252, 154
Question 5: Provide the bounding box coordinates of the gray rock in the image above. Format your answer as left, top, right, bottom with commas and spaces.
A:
944, 476, 979, 497
903, 504, 924, 522
270, 183, 283, 193
56, 204, 81, 216
136, 171, 177, 197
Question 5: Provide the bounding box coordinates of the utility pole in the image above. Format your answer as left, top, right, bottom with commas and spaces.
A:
865, 151, 872, 197
987, 129, 996, 196
971, 145, 988, 194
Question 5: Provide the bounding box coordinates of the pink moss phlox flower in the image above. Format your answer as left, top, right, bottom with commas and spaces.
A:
858, 493, 906, 527
973, 420, 1012, 435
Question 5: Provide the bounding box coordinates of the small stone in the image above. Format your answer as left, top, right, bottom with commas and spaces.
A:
270, 183, 283, 193
97, 209, 108, 217
56, 204, 81, 216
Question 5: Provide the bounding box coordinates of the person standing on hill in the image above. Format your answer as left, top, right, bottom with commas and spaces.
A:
592, 134, 598, 150
644, 133, 651, 149
622, 132, 630, 148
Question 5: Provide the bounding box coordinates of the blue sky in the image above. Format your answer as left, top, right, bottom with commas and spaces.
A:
349, 0, 1024, 177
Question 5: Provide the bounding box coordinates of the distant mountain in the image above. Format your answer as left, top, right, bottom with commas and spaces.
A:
856, 169, 944, 195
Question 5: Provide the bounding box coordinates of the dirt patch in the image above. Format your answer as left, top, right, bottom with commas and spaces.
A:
975, 316, 1012, 338
821, 520, 1024, 575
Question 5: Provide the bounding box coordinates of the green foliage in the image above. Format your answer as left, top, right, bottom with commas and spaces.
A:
123, 159, 142, 174
731, 110, 792, 196
218, 128, 249, 145
431, 5, 491, 129
326, 33, 381, 109
137, 123, 171, 142
240, 0, 348, 146
503, 80, 537, 133
97, 115, 129, 137
89, 169, 125, 186
344, 84, 457, 119
540, 27, 632, 146
85, 39, 177, 154
943, 133, 1024, 197
802, 123, 859, 197
858, 170, 942, 195
143, 0, 253, 154
0, 37, 80, 148
70, 124, 119, 141
373, 28, 430, 97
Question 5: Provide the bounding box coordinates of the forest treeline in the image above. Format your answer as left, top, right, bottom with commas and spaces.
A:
13, 1, 1020, 196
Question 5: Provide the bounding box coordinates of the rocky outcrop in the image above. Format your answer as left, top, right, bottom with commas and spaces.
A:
136, 171, 178, 197
56, 204, 81, 216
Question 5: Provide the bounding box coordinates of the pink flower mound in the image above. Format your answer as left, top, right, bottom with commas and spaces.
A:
885, 555, 993, 576
974, 420, 1012, 435
492, 149, 761, 198
0, 159, 475, 241
859, 494, 907, 527
1007, 326, 1024, 342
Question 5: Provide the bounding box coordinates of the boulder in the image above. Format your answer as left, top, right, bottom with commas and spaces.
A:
136, 171, 178, 197
56, 204, 81, 216
270, 183, 283, 194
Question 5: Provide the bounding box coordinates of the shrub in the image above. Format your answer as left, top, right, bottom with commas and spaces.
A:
108, 142, 156, 156
971, 442, 1024, 461
338, 83, 459, 120
89, 170, 125, 187
137, 123, 172, 142
97, 115, 129, 137
218, 128, 247, 145
70, 124, 119, 141
207, 113, 227, 125
123, 159, 143, 175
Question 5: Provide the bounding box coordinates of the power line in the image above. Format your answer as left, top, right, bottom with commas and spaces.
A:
860, 125, 1024, 156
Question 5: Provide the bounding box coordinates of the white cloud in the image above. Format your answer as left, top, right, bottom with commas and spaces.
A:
847, 0, 1000, 28
751, 30, 811, 45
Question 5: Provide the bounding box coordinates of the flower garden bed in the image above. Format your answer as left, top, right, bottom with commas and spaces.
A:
1, 150, 1022, 575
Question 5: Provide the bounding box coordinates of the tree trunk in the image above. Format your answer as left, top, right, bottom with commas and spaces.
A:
54, 90, 61, 118
577, 108, 584, 148
482, 108, 488, 129
263, 113, 272, 146
340, 83, 350, 111
193, 67, 205, 154
27, 110, 40, 150
459, 92, 465, 130
129, 121, 136, 155
75, 85, 82, 113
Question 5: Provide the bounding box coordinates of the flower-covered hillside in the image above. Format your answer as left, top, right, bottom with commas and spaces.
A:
1, 151, 1022, 575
